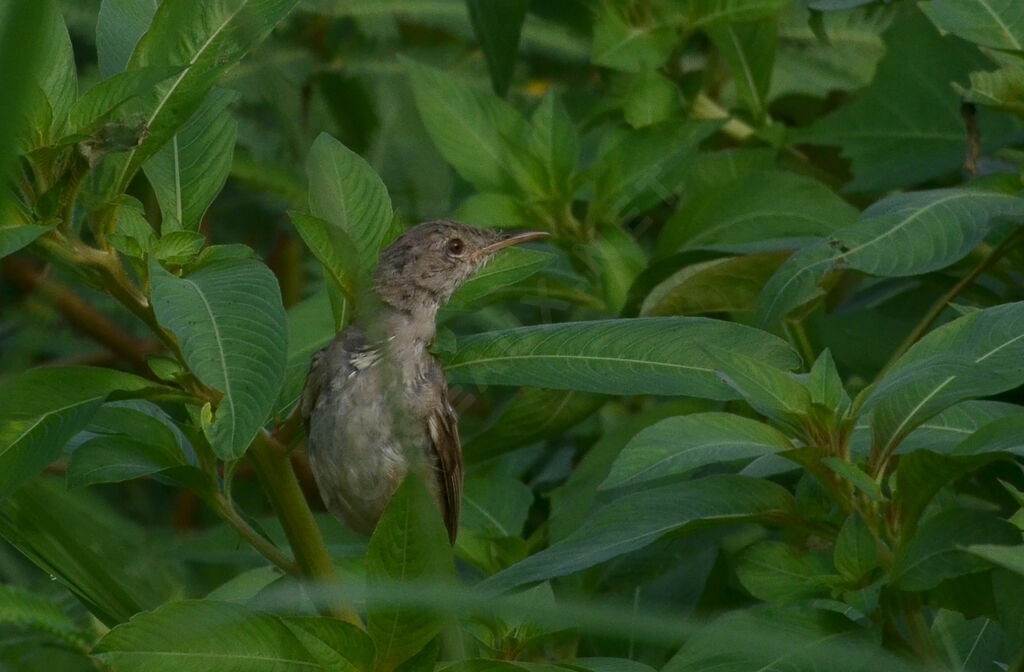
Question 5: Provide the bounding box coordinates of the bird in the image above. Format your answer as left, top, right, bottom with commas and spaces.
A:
301, 220, 548, 543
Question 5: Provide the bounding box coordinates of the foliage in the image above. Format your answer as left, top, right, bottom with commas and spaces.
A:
2, 0, 1024, 670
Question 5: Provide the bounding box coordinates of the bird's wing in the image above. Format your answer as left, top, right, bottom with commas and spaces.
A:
427, 390, 463, 544
300, 347, 328, 421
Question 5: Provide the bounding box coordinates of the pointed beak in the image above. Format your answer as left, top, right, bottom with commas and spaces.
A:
474, 230, 550, 258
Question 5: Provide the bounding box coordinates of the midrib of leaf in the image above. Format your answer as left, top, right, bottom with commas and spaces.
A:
727, 25, 761, 113
116, 0, 249, 191
961, 619, 991, 667
464, 494, 508, 535
690, 210, 834, 243
2, 398, 100, 456
172, 135, 182, 224
976, 0, 1022, 49
596, 27, 649, 64
181, 277, 236, 443
622, 438, 786, 484
446, 353, 715, 375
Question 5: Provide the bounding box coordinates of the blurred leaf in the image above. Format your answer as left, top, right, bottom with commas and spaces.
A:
592, 6, 674, 73
404, 58, 528, 194
601, 412, 793, 490
307, 132, 393, 274
0, 478, 179, 626
0, 584, 89, 653
891, 509, 1020, 591
96, 0, 157, 77
735, 541, 834, 602
584, 224, 647, 312
590, 120, 721, 223
658, 170, 857, 254
0, 224, 52, 258
864, 301, 1024, 455
367, 476, 454, 672
800, 14, 1023, 193
150, 258, 287, 459
968, 544, 1024, 577
66, 435, 197, 489
444, 317, 800, 400
622, 71, 679, 129
144, 88, 238, 233
641, 252, 788, 317
756, 189, 1024, 326
527, 91, 577, 198
467, 0, 528, 96
110, 0, 299, 192
0, 366, 160, 501
834, 514, 878, 580
684, 0, 793, 27
92, 600, 339, 670
930, 610, 1004, 672
707, 18, 776, 121
481, 475, 793, 592
460, 473, 532, 538
463, 388, 607, 464
955, 66, 1024, 119
19, 0, 77, 147
283, 616, 375, 672
919, 0, 1024, 51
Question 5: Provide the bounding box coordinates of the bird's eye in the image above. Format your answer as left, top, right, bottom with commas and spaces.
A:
447, 238, 465, 255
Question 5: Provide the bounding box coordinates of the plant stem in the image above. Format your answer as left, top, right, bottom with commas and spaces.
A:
878, 227, 1024, 378
249, 430, 363, 628
208, 493, 299, 575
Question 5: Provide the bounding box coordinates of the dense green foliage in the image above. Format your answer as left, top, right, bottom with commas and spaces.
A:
2, 0, 1024, 670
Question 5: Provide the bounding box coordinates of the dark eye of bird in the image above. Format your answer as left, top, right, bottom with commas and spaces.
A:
447, 238, 464, 255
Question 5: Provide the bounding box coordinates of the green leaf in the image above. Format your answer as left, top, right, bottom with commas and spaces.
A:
684, 0, 793, 27
864, 301, 1024, 455
0, 584, 89, 653
952, 415, 1024, 456
152, 230, 205, 265
800, 14, 1023, 193
481, 475, 793, 592
834, 514, 878, 580
889, 400, 1024, 456
919, 0, 1024, 51
930, 610, 1004, 672
706, 346, 811, 422
92, 600, 332, 670
448, 247, 554, 308
590, 121, 721, 223
366, 476, 454, 672
734, 541, 834, 602
404, 57, 527, 193
283, 616, 375, 672
592, 6, 675, 73
707, 18, 777, 121
66, 436, 192, 489
443, 317, 800, 400
149, 258, 287, 459
807, 349, 848, 415
621, 71, 680, 129
463, 388, 607, 463
144, 88, 238, 233
0, 223, 51, 258
891, 508, 1021, 591
460, 473, 533, 538
658, 170, 857, 254
96, 0, 156, 77
0, 478, 179, 626
0, 366, 159, 501
69, 65, 183, 134
641, 252, 789, 317
967, 544, 1024, 577
288, 211, 362, 303
110, 0, 299, 193
955, 66, 1024, 119
601, 412, 793, 490
306, 132, 393, 272
821, 458, 884, 502
756, 189, 1024, 326
582, 224, 647, 312
467, 0, 527, 96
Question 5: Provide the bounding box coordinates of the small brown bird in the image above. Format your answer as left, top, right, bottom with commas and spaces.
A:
301, 220, 547, 542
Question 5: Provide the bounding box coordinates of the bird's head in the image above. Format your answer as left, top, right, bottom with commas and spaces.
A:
372, 220, 548, 312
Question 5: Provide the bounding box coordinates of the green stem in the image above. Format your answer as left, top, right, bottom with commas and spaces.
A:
878, 227, 1024, 379
249, 430, 363, 628
208, 493, 299, 575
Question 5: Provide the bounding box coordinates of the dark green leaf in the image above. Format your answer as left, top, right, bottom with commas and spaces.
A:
289, 211, 362, 302
460, 474, 533, 538
0, 584, 89, 653
467, 0, 528, 96
602, 413, 793, 490
953, 415, 1024, 456
527, 92, 577, 197
834, 514, 878, 580
96, 0, 156, 77
930, 610, 1004, 672
481, 475, 793, 592
66, 436, 190, 489
449, 247, 554, 307
150, 258, 287, 459
706, 19, 776, 121
366, 476, 454, 672
968, 544, 1024, 577
444, 317, 800, 400
955, 66, 1024, 118
152, 230, 205, 265
0, 224, 51, 258
734, 541, 834, 602
592, 6, 674, 73
919, 0, 1024, 51
707, 346, 811, 422
684, 0, 793, 27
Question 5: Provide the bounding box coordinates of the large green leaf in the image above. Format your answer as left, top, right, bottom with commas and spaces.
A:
144, 88, 238, 233
96, 0, 156, 77
467, 0, 527, 96
150, 258, 287, 459
366, 476, 454, 672
756, 189, 1024, 326
919, 0, 1024, 51
480, 475, 793, 592
288, 211, 362, 304
404, 58, 528, 193
641, 253, 789, 317
706, 19, 776, 121
800, 14, 1022, 193
443, 317, 800, 400
92, 600, 346, 670
306, 132, 394, 273
0, 367, 159, 501
602, 413, 794, 490
658, 170, 857, 254
66, 436, 194, 489
891, 508, 1021, 591
110, 0, 298, 192
863, 301, 1024, 455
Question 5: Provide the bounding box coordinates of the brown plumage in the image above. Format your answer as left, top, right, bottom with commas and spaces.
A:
301, 220, 547, 542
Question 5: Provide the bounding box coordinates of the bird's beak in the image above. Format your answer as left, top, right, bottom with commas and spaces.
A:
475, 230, 550, 258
